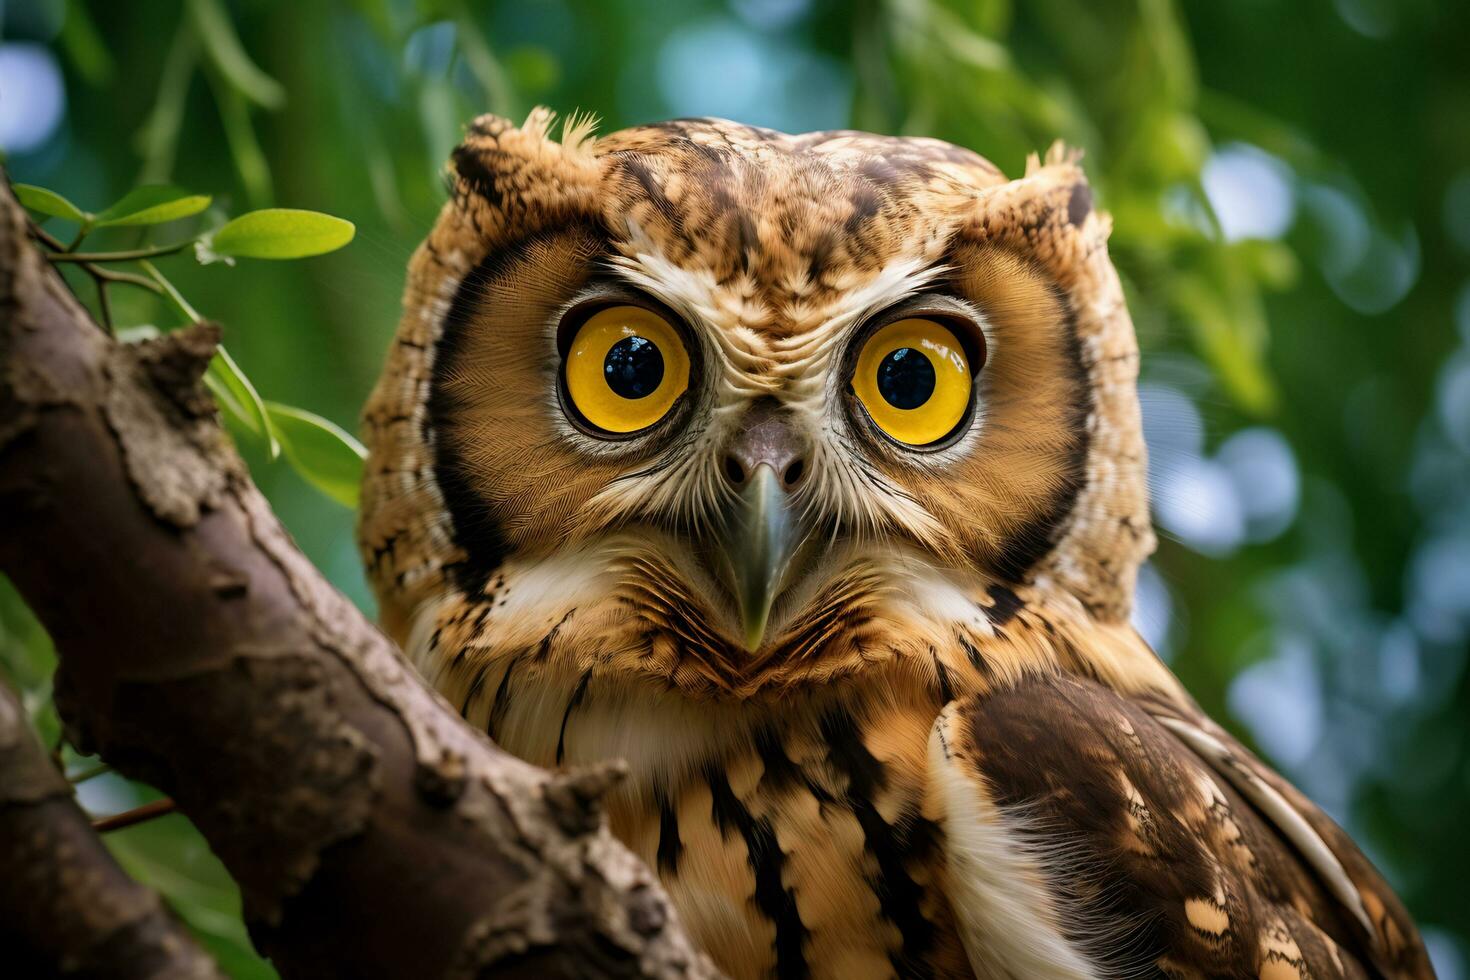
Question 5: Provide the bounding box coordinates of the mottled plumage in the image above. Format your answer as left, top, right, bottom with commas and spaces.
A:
358, 110, 1431, 979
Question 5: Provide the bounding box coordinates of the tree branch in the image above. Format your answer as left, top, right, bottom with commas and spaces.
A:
0, 175, 718, 979
0, 682, 222, 978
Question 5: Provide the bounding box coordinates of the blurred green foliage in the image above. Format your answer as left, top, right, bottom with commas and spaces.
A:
2, 0, 1467, 976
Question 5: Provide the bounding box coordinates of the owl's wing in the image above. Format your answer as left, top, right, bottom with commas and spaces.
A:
927, 671, 1433, 979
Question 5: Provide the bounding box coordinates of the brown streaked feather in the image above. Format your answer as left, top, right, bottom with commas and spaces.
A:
1140, 697, 1434, 979
573, 668, 977, 980
931, 672, 1432, 979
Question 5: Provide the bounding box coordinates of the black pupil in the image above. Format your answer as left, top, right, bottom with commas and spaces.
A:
876, 348, 935, 410
604, 336, 664, 399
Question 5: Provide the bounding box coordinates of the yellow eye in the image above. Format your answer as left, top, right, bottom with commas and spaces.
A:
563, 305, 690, 434
851, 318, 974, 446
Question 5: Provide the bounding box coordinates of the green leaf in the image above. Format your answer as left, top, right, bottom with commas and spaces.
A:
135, 23, 200, 185
187, 0, 285, 109
208, 209, 355, 260
96, 185, 212, 227
14, 183, 88, 223
205, 345, 280, 459
1234, 239, 1300, 291
929, 7, 1011, 70
1168, 272, 1277, 416
106, 811, 276, 980
1, 576, 60, 749
59, 0, 116, 86
209, 72, 273, 208
265, 402, 365, 508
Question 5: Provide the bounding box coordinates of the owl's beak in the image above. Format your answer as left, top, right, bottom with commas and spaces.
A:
721, 464, 799, 651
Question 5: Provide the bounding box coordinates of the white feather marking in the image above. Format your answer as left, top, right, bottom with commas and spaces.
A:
1154, 715, 1374, 936
545, 685, 757, 787
929, 709, 1102, 980
884, 551, 990, 630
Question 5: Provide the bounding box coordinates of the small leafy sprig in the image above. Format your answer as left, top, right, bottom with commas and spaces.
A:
17, 181, 365, 508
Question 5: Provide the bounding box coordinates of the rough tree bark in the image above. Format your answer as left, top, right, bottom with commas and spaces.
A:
0, 682, 222, 979
0, 175, 720, 979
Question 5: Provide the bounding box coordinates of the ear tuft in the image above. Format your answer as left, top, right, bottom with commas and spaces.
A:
1024, 140, 1083, 177
464, 112, 516, 140
1044, 140, 1083, 167
521, 105, 557, 140
448, 106, 601, 215
560, 109, 601, 157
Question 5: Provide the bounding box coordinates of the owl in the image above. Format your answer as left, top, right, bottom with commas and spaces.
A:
358, 109, 1432, 979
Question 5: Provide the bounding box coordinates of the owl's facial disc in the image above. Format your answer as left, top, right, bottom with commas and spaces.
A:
715, 400, 809, 650
379, 124, 1145, 675
549, 287, 997, 652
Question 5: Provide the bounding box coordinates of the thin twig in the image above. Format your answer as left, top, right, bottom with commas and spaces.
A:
137, 19, 200, 184
26, 221, 165, 299
46, 241, 195, 263
206, 60, 273, 206
90, 265, 165, 294
92, 797, 176, 833
141, 259, 201, 322
28, 220, 66, 251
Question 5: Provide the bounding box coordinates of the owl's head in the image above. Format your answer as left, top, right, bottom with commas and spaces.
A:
360, 110, 1153, 691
